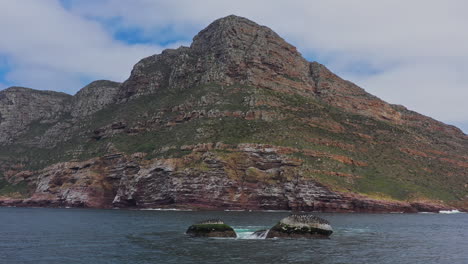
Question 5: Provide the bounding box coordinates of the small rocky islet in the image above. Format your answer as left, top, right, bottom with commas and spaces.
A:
186, 214, 333, 239
186, 219, 237, 238
266, 214, 333, 238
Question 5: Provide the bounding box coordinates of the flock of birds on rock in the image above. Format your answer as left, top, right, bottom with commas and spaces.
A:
196, 214, 329, 225
197, 219, 225, 225
287, 214, 330, 225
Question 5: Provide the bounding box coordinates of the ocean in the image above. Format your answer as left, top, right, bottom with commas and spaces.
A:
0, 207, 466, 264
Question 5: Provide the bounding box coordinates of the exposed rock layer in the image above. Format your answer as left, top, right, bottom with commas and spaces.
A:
0, 147, 459, 212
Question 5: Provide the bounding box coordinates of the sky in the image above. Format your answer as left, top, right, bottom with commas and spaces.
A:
0, 0, 467, 133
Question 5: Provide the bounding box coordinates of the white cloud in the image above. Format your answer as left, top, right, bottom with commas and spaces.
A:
1, 0, 467, 132
5, 66, 85, 94
345, 62, 468, 123
0, 0, 166, 93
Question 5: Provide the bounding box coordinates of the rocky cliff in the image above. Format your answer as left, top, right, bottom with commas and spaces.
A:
0, 15, 467, 212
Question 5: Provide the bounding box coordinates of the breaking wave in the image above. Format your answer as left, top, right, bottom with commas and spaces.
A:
439, 209, 464, 214
234, 227, 270, 239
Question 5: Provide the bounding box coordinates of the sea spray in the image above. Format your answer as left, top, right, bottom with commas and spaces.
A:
233, 228, 271, 239
257, 229, 270, 239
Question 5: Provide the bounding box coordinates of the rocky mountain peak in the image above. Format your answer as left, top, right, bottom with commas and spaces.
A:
191, 15, 285, 53
190, 15, 313, 89
118, 15, 316, 100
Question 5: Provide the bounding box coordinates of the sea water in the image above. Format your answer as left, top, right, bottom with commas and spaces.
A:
0, 207, 467, 264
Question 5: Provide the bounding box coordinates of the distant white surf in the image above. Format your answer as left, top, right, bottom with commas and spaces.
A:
224, 209, 291, 213
439, 209, 463, 214
260, 210, 291, 213
140, 208, 193, 211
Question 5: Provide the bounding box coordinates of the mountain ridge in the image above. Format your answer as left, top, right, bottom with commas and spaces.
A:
0, 15, 467, 212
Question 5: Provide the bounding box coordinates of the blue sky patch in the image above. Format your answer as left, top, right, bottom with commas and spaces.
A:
114, 23, 195, 46
0, 55, 11, 88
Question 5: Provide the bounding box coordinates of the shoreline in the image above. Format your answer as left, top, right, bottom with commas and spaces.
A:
0, 200, 464, 214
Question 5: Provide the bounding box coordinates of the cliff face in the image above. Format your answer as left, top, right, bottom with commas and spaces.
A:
0, 144, 449, 213
0, 87, 71, 145
71, 80, 121, 118
0, 15, 467, 212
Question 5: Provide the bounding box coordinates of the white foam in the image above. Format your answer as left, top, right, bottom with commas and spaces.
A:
256, 229, 270, 239
235, 230, 256, 239
234, 228, 270, 240
439, 209, 463, 214
140, 208, 193, 211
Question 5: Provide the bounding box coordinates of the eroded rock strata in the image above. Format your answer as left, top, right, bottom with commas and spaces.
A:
0, 15, 467, 212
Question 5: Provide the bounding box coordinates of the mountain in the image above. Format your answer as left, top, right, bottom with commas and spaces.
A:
0, 15, 467, 212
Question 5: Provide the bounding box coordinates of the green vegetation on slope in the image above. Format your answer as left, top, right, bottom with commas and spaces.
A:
0, 174, 31, 198
1, 83, 466, 203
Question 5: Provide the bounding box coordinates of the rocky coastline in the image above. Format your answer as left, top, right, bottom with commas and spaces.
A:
0, 197, 458, 213
1, 146, 461, 213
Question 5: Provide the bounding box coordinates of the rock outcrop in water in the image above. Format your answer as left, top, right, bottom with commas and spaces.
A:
0, 15, 467, 212
186, 219, 236, 237
266, 214, 333, 239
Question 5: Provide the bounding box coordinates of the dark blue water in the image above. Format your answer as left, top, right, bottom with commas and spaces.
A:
0, 208, 467, 264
